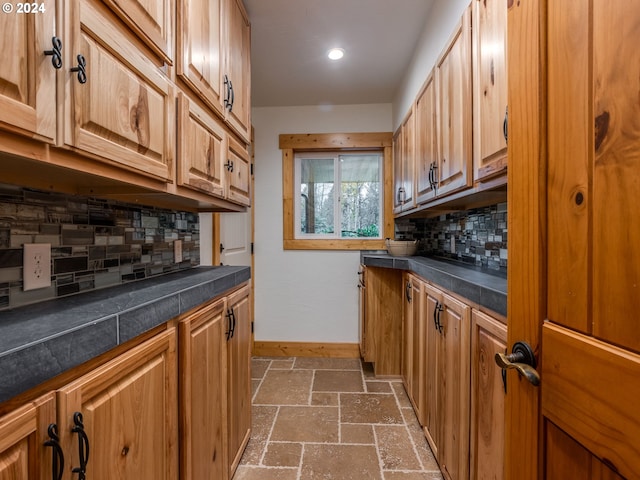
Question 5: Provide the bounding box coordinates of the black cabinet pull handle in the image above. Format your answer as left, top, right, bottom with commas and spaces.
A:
228, 79, 235, 112
432, 301, 439, 331
431, 163, 438, 191
224, 75, 231, 110
503, 106, 508, 143
230, 309, 237, 339
44, 423, 64, 480
44, 36, 63, 70
405, 281, 412, 303
70, 54, 87, 84
436, 303, 444, 333
225, 309, 233, 341
428, 163, 434, 190
71, 412, 89, 480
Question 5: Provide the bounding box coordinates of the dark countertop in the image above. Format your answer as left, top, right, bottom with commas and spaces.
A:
361, 253, 507, 317
0, 266, 250, 403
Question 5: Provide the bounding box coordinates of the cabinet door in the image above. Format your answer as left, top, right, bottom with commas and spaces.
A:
470, 310, 506, 480
226, 284, 251, 476
177, 92, 227, 198
409, 276, 425, 425
177, 0, 225, 116
0, 394, 56, 480
415, 72, 438, 204
0, 2, 56, 143
402, 273, 413, 393
179, 298, 228, 480
57, 330, 177, 480
472, 0, 507, 182
64, 0, 175, 181
392, 127, 404, 214
440, 293, 471, 480
358, 266, 368, 360
224, 0, 251, 144
436, 6, 472, 197
102, 0, 174, 63
401, 107, 415, 211
226, 135, 251, 206
423, 283, 443, 459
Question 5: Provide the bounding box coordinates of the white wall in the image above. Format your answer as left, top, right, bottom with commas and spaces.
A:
252, 104, 392, 343
393, 0, 471, 129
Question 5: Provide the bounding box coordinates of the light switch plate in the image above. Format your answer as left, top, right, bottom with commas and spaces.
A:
174, 240, 183, 263
23, 243, 52, 291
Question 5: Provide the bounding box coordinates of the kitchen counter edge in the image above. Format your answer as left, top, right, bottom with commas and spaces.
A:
0, 265, 250, 403
361, 254, 506, 317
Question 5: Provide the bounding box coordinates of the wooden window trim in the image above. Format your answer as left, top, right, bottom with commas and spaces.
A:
280, 132, 394, 250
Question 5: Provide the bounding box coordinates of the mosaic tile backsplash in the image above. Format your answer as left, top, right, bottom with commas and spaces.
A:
396, 203, 507, 273
0, 184, 200, 311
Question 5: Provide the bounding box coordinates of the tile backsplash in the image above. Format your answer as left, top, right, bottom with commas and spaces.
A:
0, 184, 200, 310
396, 202, 507, 272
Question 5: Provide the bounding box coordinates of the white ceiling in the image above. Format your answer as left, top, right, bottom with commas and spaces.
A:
243, 0, 435, 108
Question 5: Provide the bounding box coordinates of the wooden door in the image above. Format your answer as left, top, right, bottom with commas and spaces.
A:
177, 0, 225, 116
470, 310, 506, 480
436, 6, 472, 198
226, 135, 251, 206
57, 330, 177, 480
423, 283, 442, 460
415, 71, 438, 204
179, 298, 227, 480
226, 284, 251, 477
224, 0, 251, 144
0, 394, 56, 480
506, 1, 640, 479
472, 0, 507, 183
440, 293, 470, 480
102, 0, 174, 63
177, 92, 227, 198
0, 2, 56, 143
64, 0, 175, 181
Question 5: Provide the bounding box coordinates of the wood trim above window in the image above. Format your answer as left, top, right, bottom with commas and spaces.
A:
281, 132, 394, 251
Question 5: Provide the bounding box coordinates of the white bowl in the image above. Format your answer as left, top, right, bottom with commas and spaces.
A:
385, 239, 418, 257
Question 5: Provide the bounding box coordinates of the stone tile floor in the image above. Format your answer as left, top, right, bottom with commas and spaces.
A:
232, 356, 444, 480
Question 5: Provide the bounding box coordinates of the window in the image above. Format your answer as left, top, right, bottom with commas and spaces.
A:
280, 132, 393, 250
295, 152, 382, 239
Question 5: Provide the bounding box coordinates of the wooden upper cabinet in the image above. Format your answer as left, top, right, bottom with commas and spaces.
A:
436, 6, 472, 198
0, 393, 56, 480
178, 0, 251, 145
57, 329, 178, 480
472, 0, 507, 183
63, 0, 175, 182
177, 0, 226, 116
102, 0, 174, 64
177, 92, 227, 197
415, 71, 438, 204
0, 3, 56, 143
392, 108, 415, 213
224, 0, 251, 144
226, 135, 251, 206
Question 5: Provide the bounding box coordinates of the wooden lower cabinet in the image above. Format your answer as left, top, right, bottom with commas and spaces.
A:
0, 393, 56, 480
56, 329, 178, 480
422, 283, 443, 460
402, 273, 425, 425
470, 310, 506, 480
363, 267, 403, 376
179, 298, 228, 480
226, 284, 252, 477
179, 283, 251, 480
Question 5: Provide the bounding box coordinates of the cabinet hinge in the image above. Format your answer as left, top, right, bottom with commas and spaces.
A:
251, 163, 254, 176
251, 242, 254, 254
251, 321, 254, 333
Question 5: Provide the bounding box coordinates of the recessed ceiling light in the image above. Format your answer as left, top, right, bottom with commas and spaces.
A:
327, 48, 345, 60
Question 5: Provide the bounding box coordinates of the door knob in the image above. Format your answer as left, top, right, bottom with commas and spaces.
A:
495, 341, 541, 387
